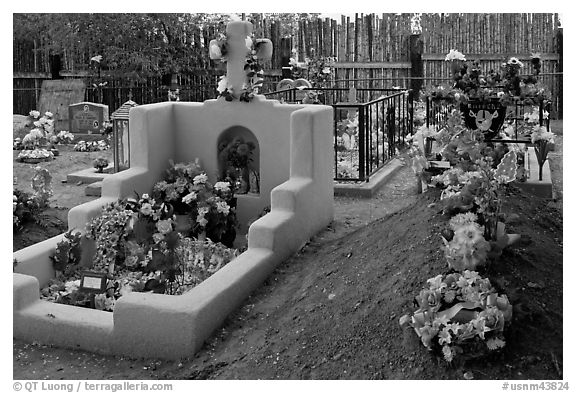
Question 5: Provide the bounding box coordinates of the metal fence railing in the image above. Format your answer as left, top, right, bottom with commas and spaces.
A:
264, 87, 414, 182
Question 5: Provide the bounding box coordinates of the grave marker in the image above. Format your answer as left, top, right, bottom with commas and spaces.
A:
68, 102, 109, 134
38, 79, 86, 131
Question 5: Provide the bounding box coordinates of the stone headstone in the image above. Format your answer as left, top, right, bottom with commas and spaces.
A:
277, 79, 295, 91
13, 114, 32, 139
293, 78, 312, 101
68, 102, 109, 134
38, 79, 86, 132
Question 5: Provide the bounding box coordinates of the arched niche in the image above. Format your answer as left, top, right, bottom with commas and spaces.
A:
216, 126, 260, 195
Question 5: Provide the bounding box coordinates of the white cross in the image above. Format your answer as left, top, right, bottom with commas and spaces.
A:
225, 21, 253, 96
210, 21, 273, 99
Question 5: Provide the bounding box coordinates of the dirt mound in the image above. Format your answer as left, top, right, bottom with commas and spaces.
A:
181, 186, 562, 380
13, 207, 68, 252
13, 182, 563, 380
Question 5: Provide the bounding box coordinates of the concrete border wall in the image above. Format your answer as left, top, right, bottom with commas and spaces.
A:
13, 96, 334, 359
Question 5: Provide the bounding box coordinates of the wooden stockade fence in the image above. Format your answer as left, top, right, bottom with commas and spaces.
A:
14, 13, 562, 117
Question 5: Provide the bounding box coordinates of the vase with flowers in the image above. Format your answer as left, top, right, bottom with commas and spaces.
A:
218, 136, 256, 194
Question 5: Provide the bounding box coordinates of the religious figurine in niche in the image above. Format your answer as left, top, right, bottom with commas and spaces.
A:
217, 136, 257, 194
249, 169, 260, 194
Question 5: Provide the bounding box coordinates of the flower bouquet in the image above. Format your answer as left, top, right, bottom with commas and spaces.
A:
93, 157, 109, 173
17, 148, 54, 163
399, 270, 513, 363
530, 125, 555, 181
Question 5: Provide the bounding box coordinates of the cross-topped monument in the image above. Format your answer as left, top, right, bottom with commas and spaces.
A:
210, 20, 273, 99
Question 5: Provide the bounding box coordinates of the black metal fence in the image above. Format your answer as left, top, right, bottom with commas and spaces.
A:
264, 87, 414, 182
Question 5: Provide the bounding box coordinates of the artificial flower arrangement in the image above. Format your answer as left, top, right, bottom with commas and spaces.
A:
21, 110, 55, 147
399, 270, 513, 363
428, 110, 520, 246
13, 167, 52, 231
13, 189, 43, 231
16, 148, 54, 163
335, 113, 359, 152
43, 189, 239, 311
54, 130, 75, 144
151, 160, 238, 247
531, 123, 555, 181
73, 140, 110, 152
210, 32, 271, 102
426, 49, 548, 106
93, 157, 109, 173
289, 51, 335, 88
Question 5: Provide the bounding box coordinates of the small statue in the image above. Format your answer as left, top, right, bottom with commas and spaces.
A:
249, 170, 260, 194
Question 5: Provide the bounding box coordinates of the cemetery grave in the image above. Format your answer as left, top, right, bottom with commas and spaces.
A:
14, 20, 334, 359
13, 13, 563, 380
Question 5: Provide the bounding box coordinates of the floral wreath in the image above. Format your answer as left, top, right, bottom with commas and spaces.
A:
400, 270, 513, 363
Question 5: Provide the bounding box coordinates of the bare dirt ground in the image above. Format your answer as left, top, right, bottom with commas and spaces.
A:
13, 122, 563, 380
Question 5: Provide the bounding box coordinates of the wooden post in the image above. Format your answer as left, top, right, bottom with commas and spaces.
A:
556, 27, 563, 119
409, 33, 423, 100
280, 37, 292, 79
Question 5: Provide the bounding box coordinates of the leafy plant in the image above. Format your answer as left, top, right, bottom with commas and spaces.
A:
13, 189, 42, 232
50, 231, 83, 274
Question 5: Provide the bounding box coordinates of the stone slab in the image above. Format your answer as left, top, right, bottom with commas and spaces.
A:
38, 79, 86, 131
66, 166, 114, 185
85, 181, 102, 197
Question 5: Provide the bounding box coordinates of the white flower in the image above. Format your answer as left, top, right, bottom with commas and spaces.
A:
216, 201, 230, 215
30, 128, 44, 139
29, 110, 40, 118
182, 192, 197, 204
531, 126, 555, 144
193, 173, 208, 185
322, 67, 331, 74
445, 49, 466, 61
507, 57, 524, 67
209, 42, 222, 59
198, 206, 210, 216
22, 134, 34, 145
142, 193, 149, 200
94, 294, 115, 311
156, 219, 173, 234
214, 181, 231, 193
44, 111, 53, 118
197, 216, 208, 227
91, 54, 103, 63
217, 76, 229, 93
64, 279, 81, 294
152, 233, 165, 243
140, 203, 153, 216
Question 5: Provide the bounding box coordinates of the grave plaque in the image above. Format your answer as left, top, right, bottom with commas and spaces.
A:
79, 271, 108, 293
69, 102, 109, 134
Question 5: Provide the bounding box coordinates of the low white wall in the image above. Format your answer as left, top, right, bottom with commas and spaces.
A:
13, 97, 334, 359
